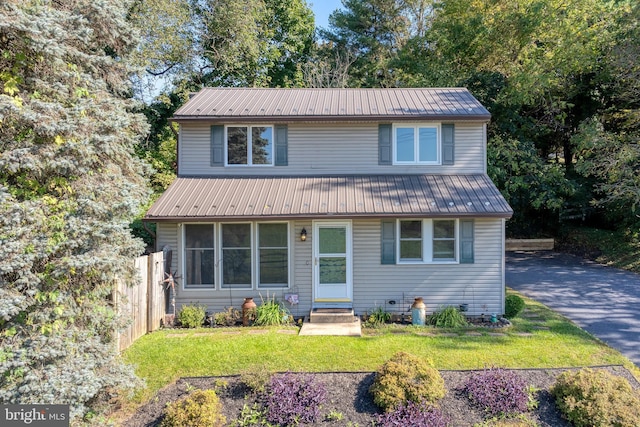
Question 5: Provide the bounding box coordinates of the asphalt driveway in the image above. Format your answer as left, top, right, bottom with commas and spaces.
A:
506, 251, 640, 366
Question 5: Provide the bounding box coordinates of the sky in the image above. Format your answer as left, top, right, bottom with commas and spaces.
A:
309, 0, 344, 30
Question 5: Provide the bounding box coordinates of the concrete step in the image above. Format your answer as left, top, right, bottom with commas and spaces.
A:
309, 308, 355, 323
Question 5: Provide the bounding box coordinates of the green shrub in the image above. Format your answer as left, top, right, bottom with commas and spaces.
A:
254, 295, 291, 326
369, 351, 446, 412
365, 306, 392, 327
178, 304, 206, 328
551, 368, 640, 427
428, 305, 468, 328
213, 306, 241, 326
504, 295, 525, 319
160, 389, 225, 427
240, 364, 276, 394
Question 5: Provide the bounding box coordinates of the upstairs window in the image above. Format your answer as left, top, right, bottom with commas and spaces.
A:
394, 124, 439, 164
226, 125, 273, 166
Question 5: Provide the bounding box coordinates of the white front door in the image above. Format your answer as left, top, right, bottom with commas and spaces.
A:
313, 221, 352, 304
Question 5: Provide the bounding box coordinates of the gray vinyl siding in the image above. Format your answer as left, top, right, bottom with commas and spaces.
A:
156, 222, 178, 273
160, 218, 505, 316
178, 122, 486, 176
351, 218, 505, 317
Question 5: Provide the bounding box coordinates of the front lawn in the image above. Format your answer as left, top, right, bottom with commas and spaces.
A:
122, 289, 638, 409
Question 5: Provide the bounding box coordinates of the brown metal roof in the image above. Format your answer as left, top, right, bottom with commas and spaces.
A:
144, 175, 512, 221
173, 88, 491, 122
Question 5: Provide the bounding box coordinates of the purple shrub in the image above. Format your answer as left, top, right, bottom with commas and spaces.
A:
376, 400, 450, 427
463, 367, 530, 417
259, 372, 327, 426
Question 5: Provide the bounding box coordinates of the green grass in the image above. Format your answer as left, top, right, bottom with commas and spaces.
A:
122, 289, 638, 407
560, 226, 640, 273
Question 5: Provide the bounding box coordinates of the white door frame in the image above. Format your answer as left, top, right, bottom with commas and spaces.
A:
312, 220, 353, 306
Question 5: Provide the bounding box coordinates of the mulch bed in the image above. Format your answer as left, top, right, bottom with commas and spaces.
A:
124, 366, 639, 427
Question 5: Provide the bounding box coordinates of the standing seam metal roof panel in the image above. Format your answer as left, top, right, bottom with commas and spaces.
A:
144, 175, 513, 220
174, 88, 490, 121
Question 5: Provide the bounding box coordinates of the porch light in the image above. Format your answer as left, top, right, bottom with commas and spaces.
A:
300, 228, 307, 241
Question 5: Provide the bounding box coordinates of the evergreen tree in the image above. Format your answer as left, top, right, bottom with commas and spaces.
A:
0, 0, 149, 420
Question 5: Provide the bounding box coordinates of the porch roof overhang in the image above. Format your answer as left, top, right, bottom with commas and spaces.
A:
144, 175, 513, 222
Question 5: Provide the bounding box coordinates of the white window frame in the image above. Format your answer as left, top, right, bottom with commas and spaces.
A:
220, 222, 254, 290
256, 222, 291, 290
393, 123, 441, 165
396, 218, 458, 264
182, 223, 217, 290
181, 221, 291, 291
225, 124, 274, 166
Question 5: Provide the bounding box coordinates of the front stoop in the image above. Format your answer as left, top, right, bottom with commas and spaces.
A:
299, 309, 361, 336
309, 308, 356, 323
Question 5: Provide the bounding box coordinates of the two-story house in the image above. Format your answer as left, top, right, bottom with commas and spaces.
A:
144, 87, 513, 319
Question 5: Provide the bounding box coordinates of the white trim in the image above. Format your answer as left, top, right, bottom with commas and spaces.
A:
224, 124, 275, 167
392, 123, 442, 165
482, 123, 487, 174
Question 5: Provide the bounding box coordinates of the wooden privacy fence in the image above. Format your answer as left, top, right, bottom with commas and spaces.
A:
115, 251, 166, 351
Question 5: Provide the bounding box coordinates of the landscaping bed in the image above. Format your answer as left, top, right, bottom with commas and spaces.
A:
124, 366, 639, 427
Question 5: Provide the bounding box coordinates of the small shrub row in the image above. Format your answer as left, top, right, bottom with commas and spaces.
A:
375, 400, 450, 427
369, 351, 446, 412
259, 372, 327, 426
463, 367, 532, 417
551, 368, 640, 427
428, 305, 468, 328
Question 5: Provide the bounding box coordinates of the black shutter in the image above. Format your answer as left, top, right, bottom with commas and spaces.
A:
442, 124, 454, 165
274, 125, 288, 166
210, 125, 224, 166
460, 219, 474, 263
379, 124, 392, 165
381, 219, 396, 264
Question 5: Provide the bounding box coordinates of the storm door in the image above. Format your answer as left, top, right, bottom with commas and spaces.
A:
313, 221, 352, 304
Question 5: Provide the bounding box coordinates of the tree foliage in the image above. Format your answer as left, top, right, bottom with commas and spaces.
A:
322, 0, 412, 87
0, 0, 149, 420
319, 0, 637, 234
195, 0, 314, 87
